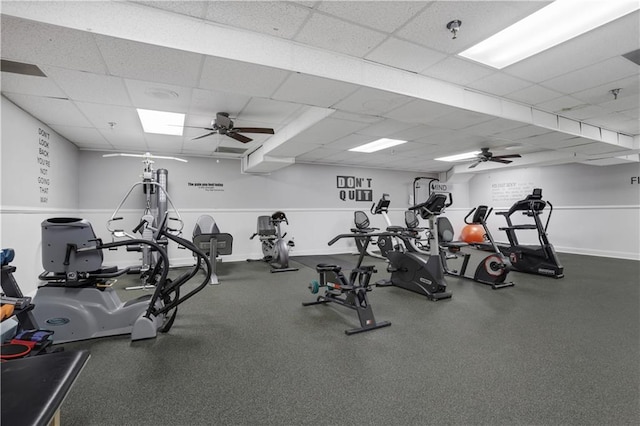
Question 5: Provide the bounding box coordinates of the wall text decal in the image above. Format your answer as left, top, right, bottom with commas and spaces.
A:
37, 128, 51, 204
188, 182, 224, 192
336, 175, 373, 202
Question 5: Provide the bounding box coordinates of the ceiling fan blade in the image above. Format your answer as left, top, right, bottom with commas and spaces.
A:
493, 154, 522, 159
227, 132, 253, 143
181, 126, 214, 130
232, 127, 274, 134
489, 158, 513, 164
192, 132, 216, 141
468, 160, 481, 169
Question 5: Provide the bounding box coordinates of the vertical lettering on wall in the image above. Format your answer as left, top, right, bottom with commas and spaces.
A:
37, 128, 51, 203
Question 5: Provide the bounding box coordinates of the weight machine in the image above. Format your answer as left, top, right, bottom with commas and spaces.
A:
104, 152, 185, 289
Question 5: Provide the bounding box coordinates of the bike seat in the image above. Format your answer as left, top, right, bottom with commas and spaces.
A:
386, 226, 405, 233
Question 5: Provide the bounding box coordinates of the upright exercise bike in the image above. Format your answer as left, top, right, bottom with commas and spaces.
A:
493, 188, 564, 278
438, 205, 514, 289
248, 211, 297, 273
303, 214, 393, 335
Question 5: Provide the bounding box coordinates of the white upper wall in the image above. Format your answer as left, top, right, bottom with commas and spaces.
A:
1, 95, 79, 290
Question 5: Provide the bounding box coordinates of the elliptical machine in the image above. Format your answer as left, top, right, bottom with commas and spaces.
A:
248, 211, 297, 273
376, 192, 452, 301
438, 205, 514, 289
32, 214, 211, 344
493, 188, 564, 278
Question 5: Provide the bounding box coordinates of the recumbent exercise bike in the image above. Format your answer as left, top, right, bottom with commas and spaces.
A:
248, 211, 297, 273
438, 205, 514, 289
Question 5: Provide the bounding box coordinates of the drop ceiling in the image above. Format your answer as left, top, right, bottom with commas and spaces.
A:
1, 1, 638, 175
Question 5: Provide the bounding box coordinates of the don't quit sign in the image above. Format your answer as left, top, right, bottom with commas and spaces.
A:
336, 175, 373, 202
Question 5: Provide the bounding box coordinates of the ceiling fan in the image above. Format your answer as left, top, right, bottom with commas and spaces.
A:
191, 112, 274, 143
468, 148, 521, 169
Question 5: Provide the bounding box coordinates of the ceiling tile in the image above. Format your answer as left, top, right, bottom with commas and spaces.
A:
493, 125, 552, 142
188, 88, 251, 118
505, 84, 563, 106
460, 116, 526, 137
238, 98, 303, 125
199, 56, 290, 98
468, 72, 532, 97
334, 87, 413, 115
425, 109, 495, 131
0, 15, 108, 74
355, 118, 419, 138
296, 147, 339, 161
330, 111, 384, 124
94, 35, 202, 87
1, 71, 67, 98
323, 133, 373, 150
421, 56, 494, 86
203, 1, 311, 39
43, 67, 130, 106
3, 93, 92, 127
385, 99, 460, 124
317, 1, 428, 33
286, 117, 368, 145
272, 73, 359, 108
76, 102, 142, 131
396, 1, 550, 54
49, 125, 111, 149
131, 1, 209, 19
540, 57, 639, 95
124, 79, 192, 111
294, 12, 388, 57
505, 11, 640, 83
391, 124, 446, 142
536, 96, 586, 115
365, 37, 447, 73
571, 75, 640, 106
99, 128, 148, 151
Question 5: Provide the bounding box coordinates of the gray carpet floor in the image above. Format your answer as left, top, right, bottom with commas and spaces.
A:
54, 252, 639, 425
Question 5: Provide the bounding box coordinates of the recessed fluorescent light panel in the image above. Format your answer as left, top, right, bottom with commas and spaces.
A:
136, 109, 185, 135
459, 0, 640, 69
349, 138, 407, 153
435, 151, 481, 162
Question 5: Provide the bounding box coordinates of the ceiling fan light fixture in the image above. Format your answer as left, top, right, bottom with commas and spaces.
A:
349, 138, 407, 153
136, 108, 184, 136
458, 0, 640, 69
435, 150, 481, 162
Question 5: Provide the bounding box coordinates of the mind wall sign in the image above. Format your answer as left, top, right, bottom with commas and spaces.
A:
337, 175, 373, 202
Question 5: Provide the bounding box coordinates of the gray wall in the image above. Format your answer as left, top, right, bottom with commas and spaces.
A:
466, 163, 640, 259
77, 150, 436, 267
1, 96, 79, 292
